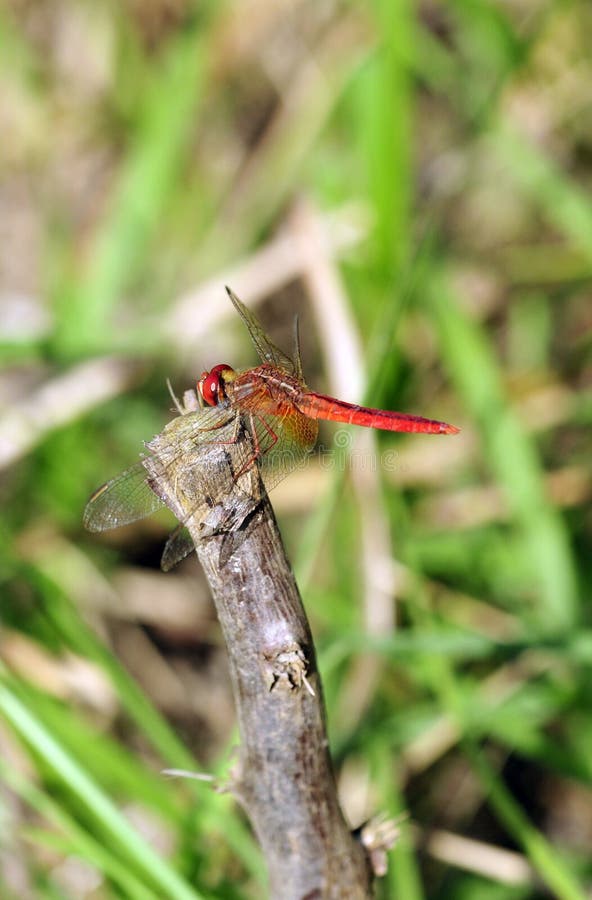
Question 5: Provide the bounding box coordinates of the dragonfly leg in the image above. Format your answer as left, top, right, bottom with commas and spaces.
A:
183, 413, 260, 482
251, 412, 278, 452
229, 412, 279, 482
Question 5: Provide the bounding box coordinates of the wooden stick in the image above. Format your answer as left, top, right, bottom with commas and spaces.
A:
143, 411, 374, 899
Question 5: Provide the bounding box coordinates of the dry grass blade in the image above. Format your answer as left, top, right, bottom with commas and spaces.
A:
0, 358, 142, 469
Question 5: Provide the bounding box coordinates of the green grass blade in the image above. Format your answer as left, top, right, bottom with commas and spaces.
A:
494, 124, 592, 262
426, 269, 579, 632
0, 679, 204, 900
53, 17, 212, 358
2, 760, 159, 899
467, 743, 586, 900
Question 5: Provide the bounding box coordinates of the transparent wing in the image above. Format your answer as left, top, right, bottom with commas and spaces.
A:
83, 461, 165, 531
84, 405, 238, 533
161, 525, 195, 571
84, 396, 317, 568
226, 287, 297, 375
160, 476, 264, 571
153, 407, 267, 569
150, 400, 317, 518
236, 398, 319, 491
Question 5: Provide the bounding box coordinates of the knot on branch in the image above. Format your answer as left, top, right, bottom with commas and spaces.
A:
263, 643, 315, 696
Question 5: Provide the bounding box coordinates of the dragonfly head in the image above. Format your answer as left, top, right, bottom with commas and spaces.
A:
197, 364, 236, 406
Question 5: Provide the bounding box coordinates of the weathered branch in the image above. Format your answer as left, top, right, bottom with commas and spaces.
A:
143, 413, 375, 899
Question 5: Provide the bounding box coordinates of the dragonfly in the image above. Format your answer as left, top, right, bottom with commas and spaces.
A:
84, 288, 459, 569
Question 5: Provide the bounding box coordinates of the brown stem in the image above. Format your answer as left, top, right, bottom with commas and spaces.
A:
143, 416, 373, 899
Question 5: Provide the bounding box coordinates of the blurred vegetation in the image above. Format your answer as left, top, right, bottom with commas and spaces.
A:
1, 0, 591, 898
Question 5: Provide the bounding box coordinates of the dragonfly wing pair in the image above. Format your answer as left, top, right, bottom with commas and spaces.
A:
84, 404, 263, 569
84, 288, 458, 570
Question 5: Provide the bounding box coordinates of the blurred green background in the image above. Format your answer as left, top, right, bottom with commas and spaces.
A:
1, 1, 591, 897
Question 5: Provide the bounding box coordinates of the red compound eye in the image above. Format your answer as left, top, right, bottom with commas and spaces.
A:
197, 364, 233, 406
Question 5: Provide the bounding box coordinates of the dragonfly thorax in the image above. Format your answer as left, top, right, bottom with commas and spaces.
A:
197, 364, 236, 407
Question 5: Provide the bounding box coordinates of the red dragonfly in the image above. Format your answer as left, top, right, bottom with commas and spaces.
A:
84, 288, 458, 568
